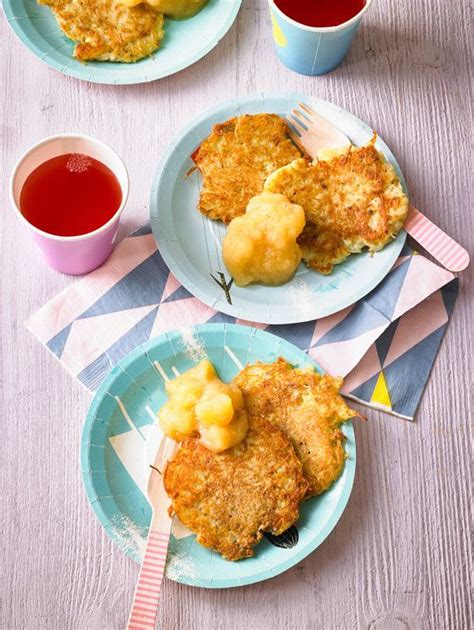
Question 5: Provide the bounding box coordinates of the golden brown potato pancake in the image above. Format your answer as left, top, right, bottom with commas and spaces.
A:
264, 140, 409, 274
193, 114, 303, 223
163, 415, 308, 561
38, 0, 164, 62
234, 358, 357, 497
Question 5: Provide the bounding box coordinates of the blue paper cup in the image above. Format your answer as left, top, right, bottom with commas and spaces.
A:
268, 0, 373, 76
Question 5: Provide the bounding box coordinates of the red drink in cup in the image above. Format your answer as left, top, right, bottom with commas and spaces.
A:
10, 135, 129, 275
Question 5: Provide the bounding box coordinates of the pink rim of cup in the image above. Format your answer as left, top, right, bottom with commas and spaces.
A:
10, 134, 129, 276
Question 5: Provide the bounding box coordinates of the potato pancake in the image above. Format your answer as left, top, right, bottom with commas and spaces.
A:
38, 0, 164, 63
193, 114, 303, 223
163, 415, 308, 561
234, 358, 357, 497
264, 139, 408, 274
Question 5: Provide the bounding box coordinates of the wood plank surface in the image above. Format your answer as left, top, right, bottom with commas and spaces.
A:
1, 0, 472, 628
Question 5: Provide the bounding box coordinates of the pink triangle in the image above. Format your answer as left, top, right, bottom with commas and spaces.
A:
61, 304, 157, 375
309, 324, 387, 377
26, 234, 158, 343
391, 255, 454, 322
236, 319, 267, 330
383, 291, 448, 368
149, 298, 215, 338
341, 345, 382, 393
161, 272, 181, 302
311, 304, 353, 347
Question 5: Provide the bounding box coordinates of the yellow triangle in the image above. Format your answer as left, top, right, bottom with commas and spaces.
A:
371, 370, 392, 409
271, 13, 287, 48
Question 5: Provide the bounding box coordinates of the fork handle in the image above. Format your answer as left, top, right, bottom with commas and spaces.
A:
404, 205, 470, 272
127, 528, 170, 630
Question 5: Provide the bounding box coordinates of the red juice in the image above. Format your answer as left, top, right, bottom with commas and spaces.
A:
274, 0, 366, 28
20, 153, 122, 237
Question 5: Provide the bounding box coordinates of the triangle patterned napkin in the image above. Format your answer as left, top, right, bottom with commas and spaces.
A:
26, 225, 458, 420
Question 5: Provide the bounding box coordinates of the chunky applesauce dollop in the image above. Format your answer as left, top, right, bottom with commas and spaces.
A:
222, 192, 306, 287
121, 0, 208, 19
158, 359, 248, 452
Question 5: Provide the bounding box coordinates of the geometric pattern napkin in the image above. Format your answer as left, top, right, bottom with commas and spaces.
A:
26, 224, 458, 420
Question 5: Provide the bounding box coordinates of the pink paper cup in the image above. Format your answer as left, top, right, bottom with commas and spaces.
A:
10, 134, 129, 275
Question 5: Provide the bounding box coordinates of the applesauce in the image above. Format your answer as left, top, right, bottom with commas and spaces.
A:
158, 359, 248, 452
121, 0, 208, 19
222, 192, 306, 286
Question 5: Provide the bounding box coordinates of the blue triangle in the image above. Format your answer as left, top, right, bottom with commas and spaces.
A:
400, 241, 414, 256
130, 223, 152, 237
78, 252, 169, 319
441, 278, 459, 318
46, 322, 73, 359
383, 324, 447, 418
375, 319, 400, 366
77, 307, 159, 390
350, 371, 380, 403
314, 259, 411, 348
206, 312, 237, 324
106, 306, 159, 365
77, 353, 113, 391
163, 285, 193, 303
267, 321, 315, 352
314, 300, 389, 347
363, 256, 411, 320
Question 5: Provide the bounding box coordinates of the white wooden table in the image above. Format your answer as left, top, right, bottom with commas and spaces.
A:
1, 1, 472, 628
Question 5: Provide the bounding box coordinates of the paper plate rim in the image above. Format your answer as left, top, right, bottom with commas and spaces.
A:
81, 323, 356, 588
149, 92, 407, 324
3, 0, 242, 85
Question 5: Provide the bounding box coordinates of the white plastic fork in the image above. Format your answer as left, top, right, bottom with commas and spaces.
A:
127, 436, 177, 630
288, 103, 470, 273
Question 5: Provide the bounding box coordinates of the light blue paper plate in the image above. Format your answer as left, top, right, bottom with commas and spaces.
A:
150, 93, 407, 324
82, 323, 356, 588
3, 0, 241, 84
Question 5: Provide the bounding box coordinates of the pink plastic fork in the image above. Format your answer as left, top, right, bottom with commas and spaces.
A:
288, 103, 470, 273
403, 205, 470, 272
127, 437, 176, 630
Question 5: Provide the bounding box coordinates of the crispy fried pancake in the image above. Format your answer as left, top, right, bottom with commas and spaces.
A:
163, 415, 308, 561
234, 359, 357, 497
264, 140, 409, 274
38, 0, 164, 62
193, 114, 303, 223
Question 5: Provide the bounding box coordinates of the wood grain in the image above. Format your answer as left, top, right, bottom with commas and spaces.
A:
1, 0, 472, 628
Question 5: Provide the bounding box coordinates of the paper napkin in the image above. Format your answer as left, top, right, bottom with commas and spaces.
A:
26, 225, 458, 420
